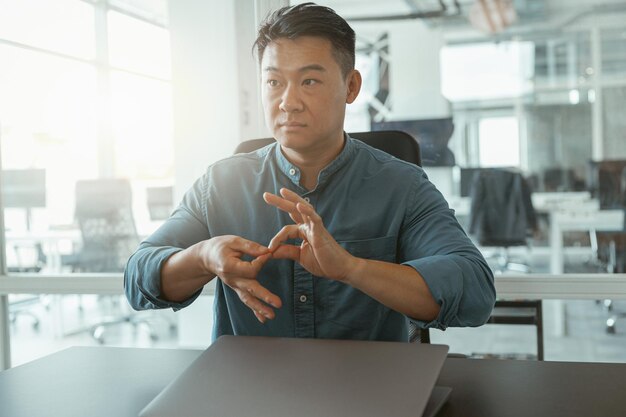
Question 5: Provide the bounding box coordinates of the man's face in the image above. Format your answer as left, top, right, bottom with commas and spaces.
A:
260, 36, 360, 154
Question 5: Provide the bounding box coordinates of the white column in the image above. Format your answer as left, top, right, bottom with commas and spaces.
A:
0, 127, 11, 370
590, 27, 603, 161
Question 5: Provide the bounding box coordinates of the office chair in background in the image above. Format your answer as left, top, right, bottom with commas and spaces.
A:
65, 178, 160, 344
3, 169, 48, 329
468, 168, 537, 273
467, 168, 544, 360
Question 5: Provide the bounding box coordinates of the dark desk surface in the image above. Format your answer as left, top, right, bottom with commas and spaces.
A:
1, 346, 626, 417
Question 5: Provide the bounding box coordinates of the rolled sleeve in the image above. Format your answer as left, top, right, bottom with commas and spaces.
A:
404, 254, 494, 330
124, 174, 211, 312
400, 169, 496, 330
124, 246, 202, 311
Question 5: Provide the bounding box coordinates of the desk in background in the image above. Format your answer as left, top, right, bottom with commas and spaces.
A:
1, 346, 625, 417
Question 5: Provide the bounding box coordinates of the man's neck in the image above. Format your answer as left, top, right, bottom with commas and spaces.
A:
281, 134, 345, 191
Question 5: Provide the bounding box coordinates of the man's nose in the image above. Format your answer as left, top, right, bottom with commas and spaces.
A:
279, 84, 303, 113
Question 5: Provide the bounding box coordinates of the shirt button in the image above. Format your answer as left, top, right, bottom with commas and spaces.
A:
304, 197, 310, 203
299, 295, 307, 303
289, 168, 296, 176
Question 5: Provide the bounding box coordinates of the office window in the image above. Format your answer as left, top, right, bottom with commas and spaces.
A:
0, 0, 95, 59
478, 116, 520, 167
108, 10, 171, 79
601, 27, 626, 77
0, 44, 98, 227
1, 0, 176, 366
111, 71, 174, 179
603, 86, 626, 159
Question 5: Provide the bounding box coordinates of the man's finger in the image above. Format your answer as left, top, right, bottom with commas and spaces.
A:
279, 188, 311, 207
230, 237, 270, 257
296, 202, 322, 223
263, 191, 303, 223
271, 244, 301, 261
268, 224, 302, 251
247, 280, 283, 309
236, 287, 276, 321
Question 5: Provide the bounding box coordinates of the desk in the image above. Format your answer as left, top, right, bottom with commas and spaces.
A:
5, 228, 82, 272
549, 209, 624, 274
1, 346, 625, 417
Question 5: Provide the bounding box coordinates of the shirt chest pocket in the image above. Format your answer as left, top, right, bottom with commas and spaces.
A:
316, 236, 398, 333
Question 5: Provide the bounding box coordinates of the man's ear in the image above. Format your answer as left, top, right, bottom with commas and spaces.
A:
345, 69, 362, 104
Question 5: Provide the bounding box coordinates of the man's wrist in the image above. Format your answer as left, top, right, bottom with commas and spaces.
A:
343, 255, 367, 287
193, 240, 214, 276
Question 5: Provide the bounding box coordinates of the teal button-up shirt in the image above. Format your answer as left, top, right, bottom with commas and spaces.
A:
124, 135, 495, 342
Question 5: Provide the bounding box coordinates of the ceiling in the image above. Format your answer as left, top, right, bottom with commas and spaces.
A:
298, 0, 626, 40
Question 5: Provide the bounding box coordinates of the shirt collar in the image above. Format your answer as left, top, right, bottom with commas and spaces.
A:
273, 133, 357, 190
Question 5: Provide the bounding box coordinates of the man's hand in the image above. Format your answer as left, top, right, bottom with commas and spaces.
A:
201, 235, 282, 323
263, 188, 360, 281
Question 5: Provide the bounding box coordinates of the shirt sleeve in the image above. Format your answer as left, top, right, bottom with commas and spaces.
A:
124, 173, 211, 311
399, 169, 496, 330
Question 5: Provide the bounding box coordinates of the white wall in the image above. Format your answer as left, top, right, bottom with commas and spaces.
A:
169, 0, 266, 202
167, 0, 286, 348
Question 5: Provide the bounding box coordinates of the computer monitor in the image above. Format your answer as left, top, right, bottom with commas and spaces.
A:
1, 169, 46, 208
371, 118, 455, 167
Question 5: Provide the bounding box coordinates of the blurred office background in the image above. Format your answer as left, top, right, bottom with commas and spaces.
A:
1, 0, 625, 367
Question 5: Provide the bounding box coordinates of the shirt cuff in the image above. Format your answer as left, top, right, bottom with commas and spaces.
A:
402, 255, 464, 330
135, 246, 203, 311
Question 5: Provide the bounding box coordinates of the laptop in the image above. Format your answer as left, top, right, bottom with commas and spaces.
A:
140, 335, 451, 417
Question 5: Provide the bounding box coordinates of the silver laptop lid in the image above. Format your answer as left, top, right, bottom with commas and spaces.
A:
140, 335, 449, 417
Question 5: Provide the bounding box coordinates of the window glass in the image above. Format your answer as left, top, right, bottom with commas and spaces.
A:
601, 27, 626, 76
110, 70, 174, 180
0, 44, 98, 230
107, 10, 171, 79
478, 117, 520, 167
602, 86, 626, 159
0, 0, 95, 59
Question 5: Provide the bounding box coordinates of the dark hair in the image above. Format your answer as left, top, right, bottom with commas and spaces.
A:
253, 2, 356, 77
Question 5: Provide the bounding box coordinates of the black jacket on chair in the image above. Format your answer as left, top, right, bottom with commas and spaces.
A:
468, 169, 537, 247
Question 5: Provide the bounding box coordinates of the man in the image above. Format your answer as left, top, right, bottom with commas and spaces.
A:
125, 3, 495, 342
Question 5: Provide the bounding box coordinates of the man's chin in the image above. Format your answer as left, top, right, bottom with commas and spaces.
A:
274, 131, 313, 150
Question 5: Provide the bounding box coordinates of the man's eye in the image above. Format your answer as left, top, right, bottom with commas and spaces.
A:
303, 79, 318, 86
267, 79, 279, 87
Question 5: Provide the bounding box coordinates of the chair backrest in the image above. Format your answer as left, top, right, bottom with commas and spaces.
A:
468, 168, 537, 247
74, 178, 139, 272
234, 130, 421, 167
587, 160, 626, 209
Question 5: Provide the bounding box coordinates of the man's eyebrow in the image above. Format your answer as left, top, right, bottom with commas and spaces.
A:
263, 64, 327, 73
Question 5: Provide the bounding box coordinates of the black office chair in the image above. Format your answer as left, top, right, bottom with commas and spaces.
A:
234, 130, 421, 165
468, 168, 537, 273
467, 168, 544, 360
66, 179, 160, 343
